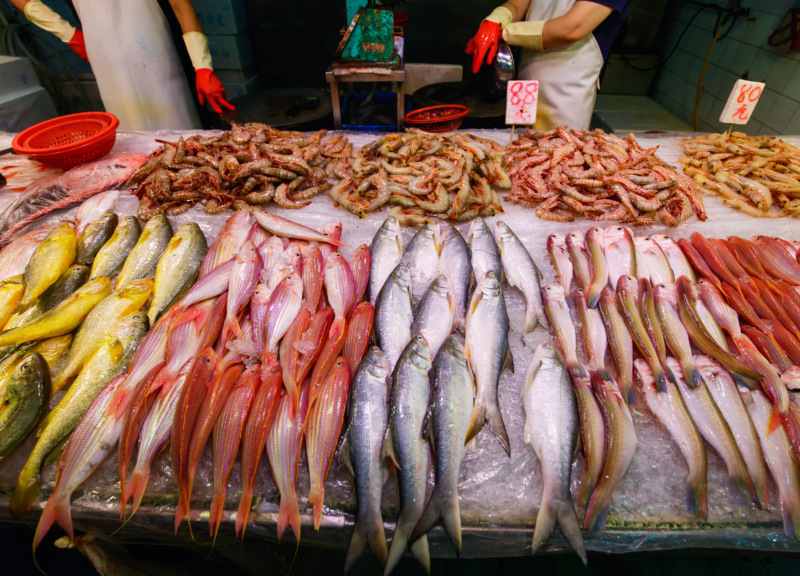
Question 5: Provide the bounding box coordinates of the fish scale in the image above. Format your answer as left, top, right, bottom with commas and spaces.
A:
114, 214, 171, 288
368, 217, 403, 307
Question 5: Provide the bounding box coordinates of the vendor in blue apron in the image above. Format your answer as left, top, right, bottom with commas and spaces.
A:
467, 0, 631, 130
9, 0, 234, 130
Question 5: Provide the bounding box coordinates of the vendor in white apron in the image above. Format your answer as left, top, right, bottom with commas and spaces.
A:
467, 0, 631, 130
10, 0, 234, 130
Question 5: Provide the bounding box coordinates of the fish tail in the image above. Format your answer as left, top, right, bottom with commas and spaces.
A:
587, 285, 602, 309
653, 362, 669, 393
567, 362, 588, 381
576, 471, 597, 509
309, 488, 324, 531
9, 463, 41, 520
235, 488, 254, 538
411, 489, 461, 556
208, 488, 226, 540
685, 475, 708, 520
621, 378, 637, 406
225, 318, 243, 341
687, 360, 704, 388
533, 496, 586, 564
34, 494, 72, 551
277, 493, 301, 543
583, 499, 610, 533
726, 470, 757, 508
780, 495, 800, 540
465, 401, 487, 447
127, 468, 151, 520
781, 408, 800, 461
345, 509, 388, 573
523, 305, 538, 334
330, 317, 346, 341
486, 402, 511, 456
410, 534, 430, 575
174, 491, 189, 534
384, 522, 411, 576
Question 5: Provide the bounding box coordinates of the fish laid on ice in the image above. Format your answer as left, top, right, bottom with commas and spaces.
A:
496, 221, 546, 332
438, 223, 471, 332
469, 217, 503, 287
400, 221, 440, 306
603, 226, 635, 290
113, 214, 171, 287
75, 190, 119, 236
0, 223, 56, 282
75, 212, 117, 265
547, 232, 572, 294
20, 224, 76, 310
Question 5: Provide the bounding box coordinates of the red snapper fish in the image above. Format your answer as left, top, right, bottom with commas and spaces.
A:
0, 222, 57, 281
0, 153, 147, 245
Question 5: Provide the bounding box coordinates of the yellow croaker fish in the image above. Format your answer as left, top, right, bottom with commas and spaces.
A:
51, 278, 153, 393
19, 224, 77, 310
0, 275, 24, 328
0, 335, 72, 405
9, 311, 149, 518
0, 278, 111, 348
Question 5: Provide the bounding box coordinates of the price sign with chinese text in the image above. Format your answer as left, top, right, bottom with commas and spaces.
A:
720, 79, 765, 124
506, 80, 539, 125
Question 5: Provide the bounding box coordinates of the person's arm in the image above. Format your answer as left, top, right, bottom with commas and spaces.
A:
466, 0, 531, 73
497, 0, 532, 23
166, 0, 235, 113
10, 0, 88, 62
503, 1, 613, 51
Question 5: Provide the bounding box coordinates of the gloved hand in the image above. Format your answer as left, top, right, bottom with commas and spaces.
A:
466, 6, 512, 74
195, 69, 234, 113
67, 29, 88, 62
183, 32, 235, 113
24, 0, 89, 63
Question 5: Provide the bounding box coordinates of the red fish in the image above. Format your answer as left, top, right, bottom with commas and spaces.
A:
171, 348, 217, 533
306, 358, 350, 529
762, 320, 800, 366
753, 236, 800, 285
236, 364, 282, 538
690, 233, 741, 293
295, 307, 333, 387
678, 238, 722, 291
279, 307, 311, 403
301, 243, 323, 313
200, 210, 251, 278
349, 244, 371, 311
726, 237, 770, 281
344, 302, 374, 374
310, 316, 347, 407
708, 239, 748, 280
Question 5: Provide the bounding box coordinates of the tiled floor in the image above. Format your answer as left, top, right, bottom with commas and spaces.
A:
3, 522, 799, 576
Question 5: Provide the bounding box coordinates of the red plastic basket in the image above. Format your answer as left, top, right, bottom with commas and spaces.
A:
12, 112, 120, 170
404, 105, 470, 133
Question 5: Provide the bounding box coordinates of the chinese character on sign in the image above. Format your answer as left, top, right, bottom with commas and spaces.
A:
719, 79, 764, 125
506, 80, 539, 125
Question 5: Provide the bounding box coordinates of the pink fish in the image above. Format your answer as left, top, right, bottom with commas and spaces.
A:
34, 373, 132, 551
183, 363, 244, 520
224, 241, 261, 340
250, 284, 272, 357
324, 253, 354, 339
295, 307, 334, 387
320, 221, 343, 260
124, 358, 194, 519
263, 274, 304, 368
246, 221, 270, 247
344, 302, 373, 374
171, 348, 218, 533
75, 190, 119, 236
257, 236, 286, 285
0, 222, 56, 281
349, 244, 370, 312
280, 308, 311, 404
197, 294, 228, 351
167, 259, 235, 324
149, 300, 210, 396
237, 364, 282, 538
0, 153, 147, 245
266, 379, 310, 542
306, 357, 350, 529
310, 316, 346, 407
753, 235, 800, 285
254, 212, 346, 247
209, 364, 260, 540
200, 210, 251, 278
301, 242, 324, 313
269, 241, 303, 289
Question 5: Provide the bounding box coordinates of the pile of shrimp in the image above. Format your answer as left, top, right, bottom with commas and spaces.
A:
507, 126, 705, 226
680, 132, 800, 218
127, 124, 352, 220
329, 129, 508, 226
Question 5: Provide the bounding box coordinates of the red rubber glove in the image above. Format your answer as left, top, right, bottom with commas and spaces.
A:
196, 69, 235, 113
67, 29, 89, 63
465, 20, 501, 74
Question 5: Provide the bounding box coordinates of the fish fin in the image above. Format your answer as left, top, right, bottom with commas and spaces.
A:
410, 534, 430, 575
224, 318, 243, 341
384, 523, 411, 576
780, 495, 800, 540
309, 488, 324, 531
127, 468, 151, 520
502, 346, 515, 374
685, 476, 708, 520
174, 490, 190, 535
768, 407, 784, 436
209, 488, 226, 540
567, 362, 588, 381
583, 501, 610, 533
277, 494, 301, 543
465, 400, 486, 447
523, 306, 538, 334
10, 465, 41, 520
42, 437, 69, 469
726, 473, 756, 508
486, 402, 511, 456
533, 496, 586, 565
381, 428, 400, 470
345, 511, 388, 573
235, 488, 254, 538
411, 490, 462, 557
34, 494, 72, 551
464, 436, 478, 453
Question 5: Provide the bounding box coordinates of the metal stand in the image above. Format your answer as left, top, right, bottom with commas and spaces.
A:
326, 66, 405, 130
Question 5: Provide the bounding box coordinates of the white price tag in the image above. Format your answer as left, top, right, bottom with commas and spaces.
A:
719, 79, 765, 125
506, 80, 539, 125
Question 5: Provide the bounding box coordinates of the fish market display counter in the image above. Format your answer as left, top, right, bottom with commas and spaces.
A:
1, 129, 800, 562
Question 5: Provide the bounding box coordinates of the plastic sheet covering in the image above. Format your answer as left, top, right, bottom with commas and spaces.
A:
2, 129, 800, 559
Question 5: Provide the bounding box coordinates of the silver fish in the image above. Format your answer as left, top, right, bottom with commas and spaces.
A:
410, 275, 454, 361
603, 225, 636, 290
384, 335, 432, 576
547, 232, 572, 294
344, 347, 391, 573
743, 389, 800, 540
496, 221, 546, 333
465, 271, 512, 455
400, 221, 440, 305
468, 217, 503, 286
695, 355, 768, 510
437, 223, 471, 332
368, 217, 403, 307
522, 344, 585, 562
634, 360, 707, 519
374, 264, 414, 375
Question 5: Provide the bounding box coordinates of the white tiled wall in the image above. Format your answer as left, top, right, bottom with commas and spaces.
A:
652, 0, 800, 134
